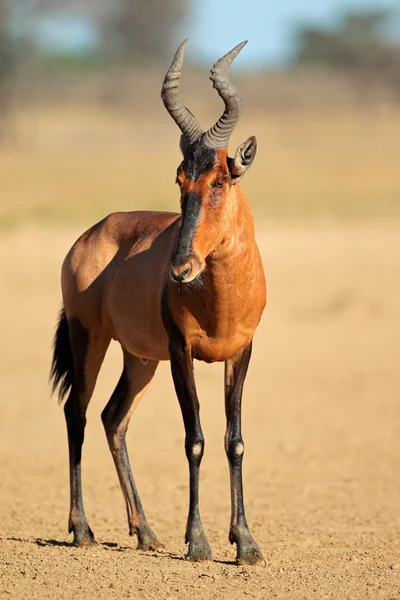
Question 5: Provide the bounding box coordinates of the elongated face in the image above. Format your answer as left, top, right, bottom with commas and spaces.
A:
169, 140, 232, 284
162, 40, 257, 285
169, 135, 258, 284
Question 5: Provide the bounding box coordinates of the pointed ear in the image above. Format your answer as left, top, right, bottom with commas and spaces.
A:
229, 136, 257, 184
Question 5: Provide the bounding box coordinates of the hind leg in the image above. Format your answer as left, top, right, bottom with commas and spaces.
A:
65, 318, 111, 546
101, 351, 162, 550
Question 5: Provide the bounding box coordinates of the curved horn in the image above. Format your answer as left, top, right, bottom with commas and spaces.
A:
161, 39, 203, 145
203, 41, 247, 149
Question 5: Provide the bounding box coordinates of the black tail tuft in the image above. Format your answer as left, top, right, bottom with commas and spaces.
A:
50, 308, 74, 403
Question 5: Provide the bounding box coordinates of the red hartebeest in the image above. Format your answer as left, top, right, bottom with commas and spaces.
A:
50, 40, 266, 565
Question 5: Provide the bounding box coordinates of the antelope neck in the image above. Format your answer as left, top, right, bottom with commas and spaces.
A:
206, 189, 257, 290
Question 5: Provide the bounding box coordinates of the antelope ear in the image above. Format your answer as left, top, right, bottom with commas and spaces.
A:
229, 135, 257, 184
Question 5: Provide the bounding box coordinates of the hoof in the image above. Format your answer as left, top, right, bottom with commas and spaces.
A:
131, 524, 163, 552
72, 525, 97, 548
185, 531, 213, 562
236, 546, 265, 566
184, 548, 213, 562
230, 526, 265, 566
74, 537, 98, 548
137, 538, 164, 552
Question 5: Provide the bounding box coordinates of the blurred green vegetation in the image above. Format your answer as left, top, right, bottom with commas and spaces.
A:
292, 7, 400, 101
41, 52, 106, 73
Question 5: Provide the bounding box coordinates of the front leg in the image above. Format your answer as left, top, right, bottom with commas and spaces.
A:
225, 342, 265, 565
169, 338, 212, 562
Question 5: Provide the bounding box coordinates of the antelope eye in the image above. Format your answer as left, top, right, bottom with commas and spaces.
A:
212, 180, 224, 188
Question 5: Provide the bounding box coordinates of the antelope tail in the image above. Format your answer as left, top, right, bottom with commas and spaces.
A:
49, 308, 74, 403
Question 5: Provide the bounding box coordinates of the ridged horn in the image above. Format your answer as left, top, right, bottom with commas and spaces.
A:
203, 41, 247, 149
161, 39, 203, 145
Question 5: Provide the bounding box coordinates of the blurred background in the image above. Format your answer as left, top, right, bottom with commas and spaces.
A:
1, 3, 400, 598
0, 0, 399, 224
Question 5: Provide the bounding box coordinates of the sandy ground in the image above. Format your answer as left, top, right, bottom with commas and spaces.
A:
0, 222, 399, 599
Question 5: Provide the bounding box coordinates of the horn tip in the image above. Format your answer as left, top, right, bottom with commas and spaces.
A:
234, 40, 248, 54
174, 38, 188, 60
165, 38, 188, 76
212, 40, 248, 71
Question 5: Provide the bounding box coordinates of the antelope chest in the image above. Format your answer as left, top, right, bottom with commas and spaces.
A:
166, 249, 267, 363
192, 327, 254, 363
171, 297, 264, 363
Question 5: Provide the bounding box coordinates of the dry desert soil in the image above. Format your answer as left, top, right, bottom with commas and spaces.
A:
1, 223, 399, 599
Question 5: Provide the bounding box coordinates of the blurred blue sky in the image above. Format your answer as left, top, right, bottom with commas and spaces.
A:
187, 0, 399, 66
35, 0, 399, 67
36, 15, 98, 53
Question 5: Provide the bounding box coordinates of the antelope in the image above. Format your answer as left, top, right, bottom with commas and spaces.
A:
50, 39, 266, 565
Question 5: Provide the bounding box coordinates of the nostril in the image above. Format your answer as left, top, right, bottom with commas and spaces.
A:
180, 265, 191, 279
170, 264, 192, 282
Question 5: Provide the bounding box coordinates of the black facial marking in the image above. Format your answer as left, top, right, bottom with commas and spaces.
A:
172, 190, 202, 266
182, 138, 216, 182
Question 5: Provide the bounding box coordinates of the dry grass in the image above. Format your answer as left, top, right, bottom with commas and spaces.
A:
0, 105, 399, 229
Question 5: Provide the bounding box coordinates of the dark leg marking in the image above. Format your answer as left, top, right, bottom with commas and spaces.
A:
162, 286, 212, 561
64, 390, 95, 547
63, 318, 95, 547
225, 342, 265, 565
101, 352, 162, 551
58, 316, 111, 547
